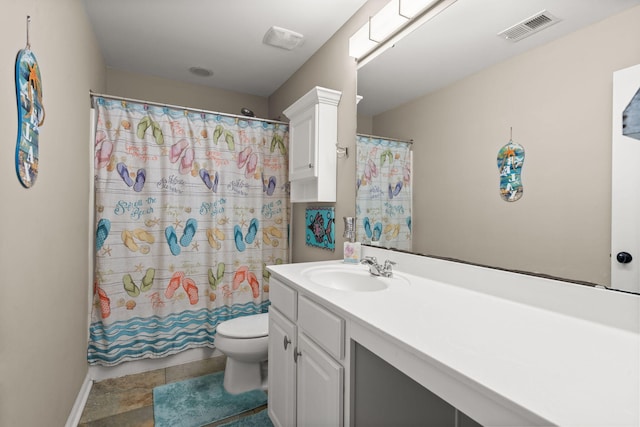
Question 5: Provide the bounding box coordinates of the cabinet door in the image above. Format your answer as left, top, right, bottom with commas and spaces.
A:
268, 308, 297, 427
289, 107, 317, 182
297, 332, 344, 427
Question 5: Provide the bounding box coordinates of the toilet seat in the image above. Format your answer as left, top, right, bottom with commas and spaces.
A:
217, 313, 268, 338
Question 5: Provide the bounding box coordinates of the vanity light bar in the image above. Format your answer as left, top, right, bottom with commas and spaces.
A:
349, 0, 457, 64
399, 0, 438, 19
369, 0, 412, 43
350, 22, 378, 59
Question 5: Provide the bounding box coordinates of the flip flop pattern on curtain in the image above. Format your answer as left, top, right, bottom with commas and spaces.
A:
89, 97, 289, 366
355, 134, 412, 251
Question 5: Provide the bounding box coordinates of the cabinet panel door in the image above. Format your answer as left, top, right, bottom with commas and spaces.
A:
289, 107, 317, 182
268, 308, 297, 427
297, 332, 344, 427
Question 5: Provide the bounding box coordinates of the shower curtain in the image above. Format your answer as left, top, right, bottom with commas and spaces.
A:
356, 134, 412, 251
88, 96, 289, 366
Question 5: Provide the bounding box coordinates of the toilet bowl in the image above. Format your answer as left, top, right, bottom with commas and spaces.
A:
215, 312, 269, 394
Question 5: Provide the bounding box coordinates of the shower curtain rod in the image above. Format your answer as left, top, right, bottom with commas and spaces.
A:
89, 91, 288, 125
357, 133, 413, 145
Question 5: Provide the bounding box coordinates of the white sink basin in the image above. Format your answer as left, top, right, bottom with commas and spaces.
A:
302, 264, 409, 292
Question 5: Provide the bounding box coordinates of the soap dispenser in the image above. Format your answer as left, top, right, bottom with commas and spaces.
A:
343, 217, 361, 263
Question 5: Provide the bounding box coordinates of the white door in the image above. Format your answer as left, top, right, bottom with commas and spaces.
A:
296, 332, 344, 427
611, 63, 640, 294
268, 308, 297, 427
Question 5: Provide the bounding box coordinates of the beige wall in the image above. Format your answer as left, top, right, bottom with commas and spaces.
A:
0, 0, 105, 425
106, 68, 270, 118
0, 2, 630, 422
357, 112, 373, 135
269, 0, 387, 263
371, 5, 640, 285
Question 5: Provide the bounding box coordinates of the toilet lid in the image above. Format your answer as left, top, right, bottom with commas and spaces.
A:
217, 313, 269, 338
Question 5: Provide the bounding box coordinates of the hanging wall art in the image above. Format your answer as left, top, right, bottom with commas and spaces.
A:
15, 16, 45, 188
305, 207, 335, 251
623, 86, 640, 140
497, 133, 525, 202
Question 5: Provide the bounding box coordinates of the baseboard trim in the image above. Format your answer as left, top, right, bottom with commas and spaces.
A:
65, 372, 93, 427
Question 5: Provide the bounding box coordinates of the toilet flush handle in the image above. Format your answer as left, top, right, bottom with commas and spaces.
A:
283, 336, 291, 350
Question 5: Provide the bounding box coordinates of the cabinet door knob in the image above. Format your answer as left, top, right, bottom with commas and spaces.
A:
283, 336, 291, 350
294, 347, 302, 363
308, 163, 313, 168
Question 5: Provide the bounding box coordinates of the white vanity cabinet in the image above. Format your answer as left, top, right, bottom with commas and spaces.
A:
283, 86, 342, 202
268, 277, 345, 427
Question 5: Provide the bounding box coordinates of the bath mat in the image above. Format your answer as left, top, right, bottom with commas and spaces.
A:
153, 371, 267, 427
219, 409, 273, 427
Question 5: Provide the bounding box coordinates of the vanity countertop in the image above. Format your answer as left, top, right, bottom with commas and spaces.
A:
268, 253, 640, 427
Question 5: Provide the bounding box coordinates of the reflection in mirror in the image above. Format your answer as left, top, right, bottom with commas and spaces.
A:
355, 0, 640, 284
355, 134, 412, 250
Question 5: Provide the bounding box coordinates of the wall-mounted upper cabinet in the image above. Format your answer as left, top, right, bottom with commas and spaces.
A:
284, 86, 342, 203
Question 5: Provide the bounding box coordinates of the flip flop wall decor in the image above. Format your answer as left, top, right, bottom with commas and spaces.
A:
15, 47, 45, 188
15, 17, 44, 188
497, 139, 525, 202
623, 86, 640, 140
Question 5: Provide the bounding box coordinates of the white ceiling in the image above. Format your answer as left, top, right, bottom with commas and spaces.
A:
83, 0, 368, 97
358, 0, 640, 116
83, 0, 640, 114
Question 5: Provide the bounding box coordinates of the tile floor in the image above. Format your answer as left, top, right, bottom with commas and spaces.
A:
78, 355, 267, 427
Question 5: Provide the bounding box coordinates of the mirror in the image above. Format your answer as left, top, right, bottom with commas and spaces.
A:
356, 0, 640, 284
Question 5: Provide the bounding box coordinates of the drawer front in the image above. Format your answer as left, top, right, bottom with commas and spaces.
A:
298, 295, 344, 360
269, 277, 297, 321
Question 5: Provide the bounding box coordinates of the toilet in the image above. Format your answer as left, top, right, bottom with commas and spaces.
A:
215, 312, 269, 394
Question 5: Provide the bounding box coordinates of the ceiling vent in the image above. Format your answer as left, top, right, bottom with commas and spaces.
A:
498, 10, 561, 42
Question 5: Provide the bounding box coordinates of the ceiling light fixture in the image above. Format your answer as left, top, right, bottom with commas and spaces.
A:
189, 66, 213, 77
349, 0, 457, 65
263, 26, 305, 50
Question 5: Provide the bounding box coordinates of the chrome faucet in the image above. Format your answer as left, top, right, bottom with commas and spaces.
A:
361, 256, 396, 278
